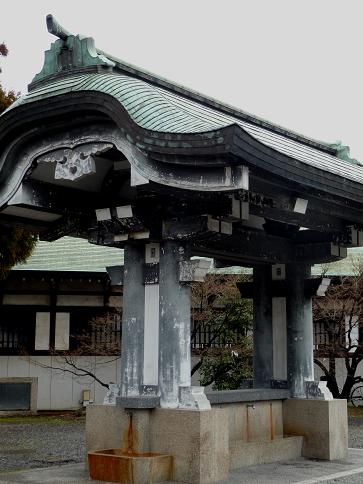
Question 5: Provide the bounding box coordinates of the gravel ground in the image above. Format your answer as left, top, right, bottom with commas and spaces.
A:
0, 414, 362, 474
0, 415, 85, 472
348, 416, 363, 448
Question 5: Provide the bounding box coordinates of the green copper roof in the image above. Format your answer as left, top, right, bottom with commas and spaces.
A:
7, 71, 363, 185
14, 236, 123, 272
14, 237, 362, 277
312, 248, 363, 277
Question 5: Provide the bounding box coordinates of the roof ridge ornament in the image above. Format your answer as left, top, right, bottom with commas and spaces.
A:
29, 15, 115, 89
329, 140, 363, 167
46, 14, 72, 41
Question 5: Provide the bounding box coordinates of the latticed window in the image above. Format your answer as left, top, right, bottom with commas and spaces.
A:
314, 320, 330, 350
314, 316, 359, 353
0, 310, 35, 353
191, 308, 247, 351
191, 321, 244, 349
90, 311, 121, 350
0, 324, 19, 349
69, 309, 121, 354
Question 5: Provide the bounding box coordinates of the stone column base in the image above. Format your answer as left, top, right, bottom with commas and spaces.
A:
86, 405, 151, 455
282, 398, 348, 460
86, 405, 229, 483
179, 386, 211, 410
150, 408, 229, 482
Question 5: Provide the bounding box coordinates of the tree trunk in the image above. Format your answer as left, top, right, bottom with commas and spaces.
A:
341, 363, 358, 400
326, 356, 340, 398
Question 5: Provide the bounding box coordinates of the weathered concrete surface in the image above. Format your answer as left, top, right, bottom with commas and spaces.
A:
86, 399, 347, 481
217, 400, 284, 443
230, 436, 303, 468
283, 398, 348, 460
88, 450, 173, 483
87, 405, 229, 483
214, 400, 306, 467
150, 408, 229, 483
207, 388, 290, 404
86, 405, 151, 454
286, 264, 314, 398
2, 449, 363, 483
120, 243, 145, 397
159, 242, 191, 408
117, 395, 160, 408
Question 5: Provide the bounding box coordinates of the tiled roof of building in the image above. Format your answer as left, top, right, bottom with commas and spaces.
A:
211, 248, 363, 277
14, 237, 363, 276
312, 248, 363, 276
14, 237, 123, 272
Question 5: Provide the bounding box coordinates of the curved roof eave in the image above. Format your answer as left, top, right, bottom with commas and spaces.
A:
2, 70, 363, 190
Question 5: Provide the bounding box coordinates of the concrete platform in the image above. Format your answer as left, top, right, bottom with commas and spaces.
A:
1, 449, 363, 483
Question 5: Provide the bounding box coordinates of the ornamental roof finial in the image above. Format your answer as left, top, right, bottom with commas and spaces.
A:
46, 14, 72, 41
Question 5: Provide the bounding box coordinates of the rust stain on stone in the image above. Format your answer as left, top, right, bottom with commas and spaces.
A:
121, 412, 138, 454
88, 448, 173, 483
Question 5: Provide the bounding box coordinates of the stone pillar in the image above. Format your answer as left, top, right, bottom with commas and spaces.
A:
272, 263, 287, 381
143, 243, 161, 390
253, 265, 273, 387
286, 263, 314, 398
120, 243, 145, 397
159, 242, 191, 408
272, 297, 287, 380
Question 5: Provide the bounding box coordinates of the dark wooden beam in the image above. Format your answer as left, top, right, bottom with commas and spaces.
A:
192, 229, 345, 265
39, 216, 89, 241
234, 188, 346, 233
0, 213, 48, 232
248, 175, 362, 226
9, 179, 98, 213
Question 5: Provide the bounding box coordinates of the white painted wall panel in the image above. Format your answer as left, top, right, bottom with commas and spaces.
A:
55, 313, 70, 350
29, 356, 52, 410
7, 357, 30, 378
143, 284, 159, 386
50, 357, 74, 410
35, 313, 50, 350
71, 356, 96, 408
3, 356, 119, 410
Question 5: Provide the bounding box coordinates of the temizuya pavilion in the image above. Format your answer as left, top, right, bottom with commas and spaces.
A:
1, 16, 362, 483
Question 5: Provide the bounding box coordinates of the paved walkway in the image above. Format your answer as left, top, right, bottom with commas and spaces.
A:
1, 448, 363, 483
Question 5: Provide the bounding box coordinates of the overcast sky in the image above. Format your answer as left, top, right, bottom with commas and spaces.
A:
1, 0, 363, 160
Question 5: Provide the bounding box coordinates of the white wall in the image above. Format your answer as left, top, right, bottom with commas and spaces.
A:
0, 356, 120, 410
7, 354, 356, 409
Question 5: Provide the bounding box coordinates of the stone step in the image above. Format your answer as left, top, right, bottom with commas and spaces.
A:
230, 435, 303, 469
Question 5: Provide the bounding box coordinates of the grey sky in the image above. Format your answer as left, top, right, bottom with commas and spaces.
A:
1, 0, 363, 160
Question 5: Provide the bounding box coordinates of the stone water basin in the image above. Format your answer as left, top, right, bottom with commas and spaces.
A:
88, 449, 173, 483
